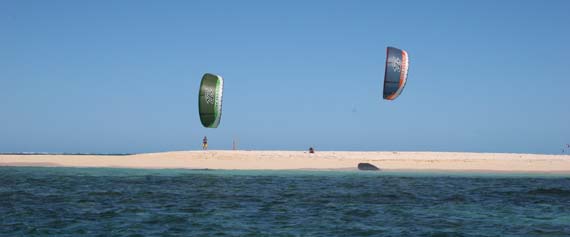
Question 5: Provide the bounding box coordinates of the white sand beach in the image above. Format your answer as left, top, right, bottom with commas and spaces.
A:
1, 151, 570, 173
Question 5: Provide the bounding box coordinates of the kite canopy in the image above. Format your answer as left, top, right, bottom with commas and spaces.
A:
198, 73, 224, 128
383, 47, 409, 100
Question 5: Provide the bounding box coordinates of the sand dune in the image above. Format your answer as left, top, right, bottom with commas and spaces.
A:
1, 151, 569, 173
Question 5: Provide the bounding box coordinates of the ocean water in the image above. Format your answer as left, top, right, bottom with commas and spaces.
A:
1, 167, 570, 236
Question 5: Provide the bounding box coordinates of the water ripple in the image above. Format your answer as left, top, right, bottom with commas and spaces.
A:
0, 167, 569, 236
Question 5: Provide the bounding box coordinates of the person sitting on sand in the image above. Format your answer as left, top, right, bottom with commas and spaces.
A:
202, 136, 208, 150
309, 147, 314, 154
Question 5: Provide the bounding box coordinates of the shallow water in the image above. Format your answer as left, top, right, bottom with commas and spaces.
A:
1, 167, 570, 236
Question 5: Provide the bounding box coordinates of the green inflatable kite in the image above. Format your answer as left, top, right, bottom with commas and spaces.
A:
198, 73, 224, 128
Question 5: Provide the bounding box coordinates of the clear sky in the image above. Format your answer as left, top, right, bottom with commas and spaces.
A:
1, 0, 569, 154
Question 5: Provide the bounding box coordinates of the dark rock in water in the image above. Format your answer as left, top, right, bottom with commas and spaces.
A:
358, 163, 380, 171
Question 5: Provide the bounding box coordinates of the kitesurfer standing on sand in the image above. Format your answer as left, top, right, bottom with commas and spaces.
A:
202, 136, 208, 150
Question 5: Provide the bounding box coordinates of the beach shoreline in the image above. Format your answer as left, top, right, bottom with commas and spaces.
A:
1, 151, 569, 174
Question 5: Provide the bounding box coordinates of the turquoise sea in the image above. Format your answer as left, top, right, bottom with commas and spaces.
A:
1, 167, 570, 236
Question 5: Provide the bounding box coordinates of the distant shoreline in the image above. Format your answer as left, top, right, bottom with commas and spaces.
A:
0, 152, 133, 156
1, 151, 569, 174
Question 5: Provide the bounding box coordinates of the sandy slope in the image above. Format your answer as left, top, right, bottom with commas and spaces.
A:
1, 151, 569, 173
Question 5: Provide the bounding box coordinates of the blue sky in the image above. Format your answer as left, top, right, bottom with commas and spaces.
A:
1, 1, 569, 154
